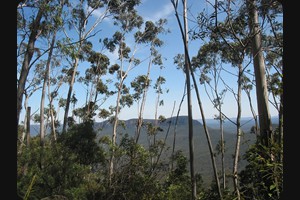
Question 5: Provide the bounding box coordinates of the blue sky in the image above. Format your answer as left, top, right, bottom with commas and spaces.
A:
19, 0, 280, 124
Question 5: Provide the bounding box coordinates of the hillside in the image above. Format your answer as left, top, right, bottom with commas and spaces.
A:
94, 116, 258, 186
28, 116, 279, 186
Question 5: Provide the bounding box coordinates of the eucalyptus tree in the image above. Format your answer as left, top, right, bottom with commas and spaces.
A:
17, 0, 51, 127
171, 54, 187, 171
104, 35, 136, 183
171, 0, 197, 198
246, 0, 282, 147
38, 0, 65, 146
259, 0, 283, 153
171, 0, 223, 198
190, 0, 282, 198
131, 19, 167, 144
34, 106, 58, 128
74, 50, 112, 122
59, 0, 113, 133
152, 75, 168, 146
101, 1, 144, 182
242, 1, 283, 198
233, 0, 282, 197
199, 54, 228, 190
17, 66, 42, 151
192, 2, 260, 196
137, 74, 169, 175
193, 38, 249, 200
242, 75, 259, 136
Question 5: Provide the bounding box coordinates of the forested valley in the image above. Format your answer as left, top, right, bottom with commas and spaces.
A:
17, 0, 283, 199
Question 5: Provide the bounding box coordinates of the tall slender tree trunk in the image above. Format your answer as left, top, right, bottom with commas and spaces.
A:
40, 30, 57, 147
182, 1, 196, 199
62, 57, 80, 133
212, 65, 226, 189
171, 0, 222, 198
49, 101, 57, 141
247, 0, 273, 146
171, 81, 186, 170
245, 89, 259, 136
19, 94, 30, 154
193, 74, 222, 200
278, 93, 283, 161
17, 0, 50, 127
219, 108, 225, 189
153, 75, 160, 149
233, 64, 243, 200
48, 80, 64, 142
135, 59, 152, 144
110, 80, 123, 184
26, 106, 31, 147
21, 106, 31, 176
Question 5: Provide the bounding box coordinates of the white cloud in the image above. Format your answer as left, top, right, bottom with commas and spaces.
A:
143, 2, 174, 22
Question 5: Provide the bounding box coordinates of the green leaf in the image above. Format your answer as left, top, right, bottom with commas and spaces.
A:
270, 184, 276, 190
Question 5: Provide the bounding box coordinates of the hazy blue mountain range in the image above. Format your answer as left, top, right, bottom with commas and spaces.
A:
204, 115, 279, 134
28, 115, 281, 186
29, 115, 279, 136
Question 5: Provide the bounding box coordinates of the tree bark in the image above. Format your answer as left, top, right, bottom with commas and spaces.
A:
109, 81, 122, 184
26, 106, 31, 147
17, 0, 50, 127
182, 1, 197, 199
171, 0, 222, 198
211, 65, 226, 189
62, 1, 106, 132
135, 59, 151, 144
62, 57, 80, 133
40, 30, 57, 147
278, 93, 283, 162
19, 94, 30, 154
245, 89, 259, 136
171, 81, 186, 170
247, 0, 273, 146
232, 64, 243, 200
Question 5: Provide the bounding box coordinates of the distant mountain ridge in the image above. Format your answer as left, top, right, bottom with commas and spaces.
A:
28, 115, 202, 136
92, 115, 258, 186
204, 115, 279, 134
28, 115, 279, 136
28, 115, 274, 186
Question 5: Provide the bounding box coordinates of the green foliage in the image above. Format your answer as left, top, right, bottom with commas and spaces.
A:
108, 64, 120, 74
98, 108, 112, 119
102, 133, 164, 199
173, 53, 185, 72
17, 137, 92, 199
131, 75, 151, 100
163, 150, 205, 200
88, 52, 110, 75
17, 0, 283, 198
58, 121, 105, 165
73, 102, 99, 122
107, 0, 141, 14
239, 134, 283, 200
114, 10, 143, 32
87, 0, 104, 9
18, 120, 271, 200
200, 182, 235, 200
267, 72, 282, 96
134, 20, 165, 47
120, 94, 134, 108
